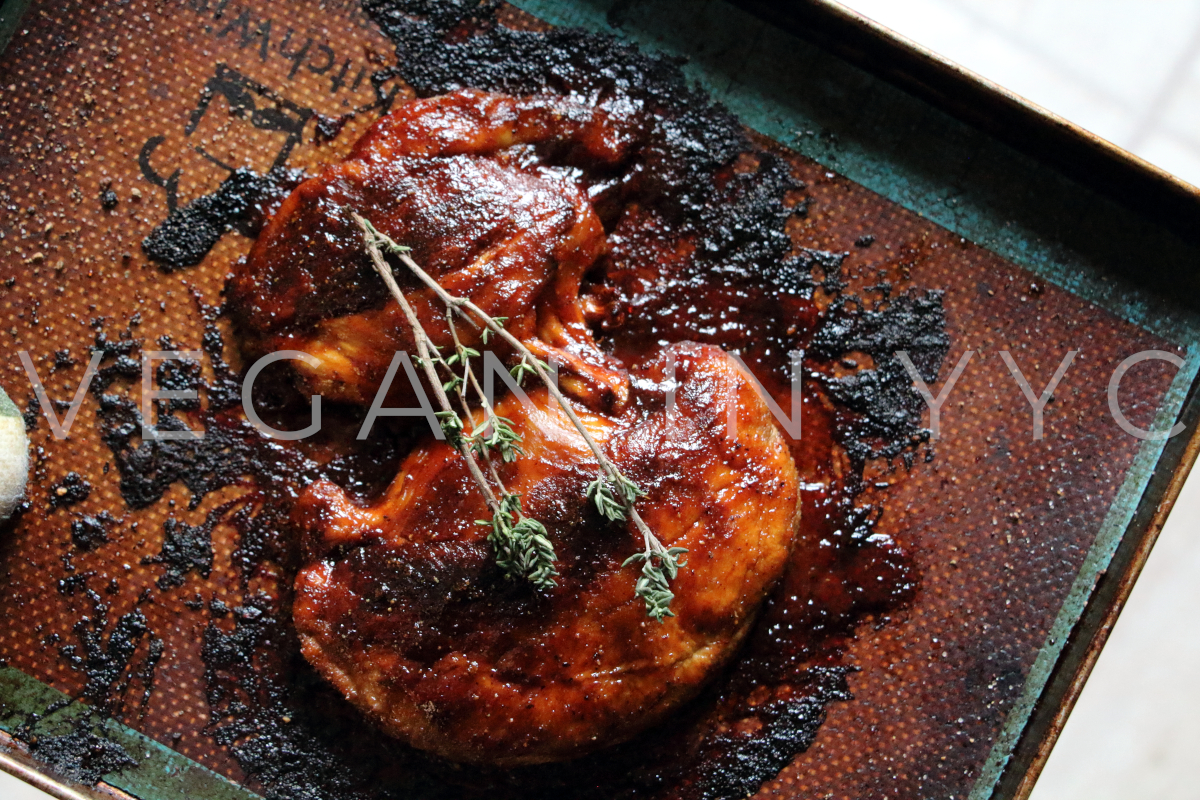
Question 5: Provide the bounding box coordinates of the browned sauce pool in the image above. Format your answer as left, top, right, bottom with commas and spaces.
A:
65, 2, 951, 798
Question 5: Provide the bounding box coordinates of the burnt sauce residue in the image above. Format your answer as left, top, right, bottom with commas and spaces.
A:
141, 167, 304, 271
117, 2, 948, 799
10, 575, 164, 786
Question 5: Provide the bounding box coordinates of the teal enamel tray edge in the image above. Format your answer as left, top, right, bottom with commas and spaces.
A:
0, 667, 261, 800
0, 0, 36, 57
506, 2, 1200, 797
2, 1, 1199, 799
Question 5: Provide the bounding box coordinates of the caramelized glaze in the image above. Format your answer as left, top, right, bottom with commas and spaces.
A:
292, 343, 800, 764
228, 89, 639, 410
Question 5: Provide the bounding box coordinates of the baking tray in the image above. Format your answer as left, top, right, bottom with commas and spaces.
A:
1, 1, 1198, 799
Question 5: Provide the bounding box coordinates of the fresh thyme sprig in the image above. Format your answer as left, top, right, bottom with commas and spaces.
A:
624, 546, 689, 622
480, 493, 558, 591
353, 212, 685, 620
355, 215, 557, 590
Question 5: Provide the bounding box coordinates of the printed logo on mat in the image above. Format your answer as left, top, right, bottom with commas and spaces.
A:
137, 0, 403, 214
139, 65, 312, 213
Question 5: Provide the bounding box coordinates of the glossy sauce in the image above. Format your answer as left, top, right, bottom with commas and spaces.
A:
130, 4, 941, 798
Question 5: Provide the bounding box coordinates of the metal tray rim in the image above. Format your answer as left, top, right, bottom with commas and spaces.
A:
2, 1, 1199, 799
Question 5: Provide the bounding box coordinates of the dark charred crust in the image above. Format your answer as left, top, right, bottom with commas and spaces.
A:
142, 167, 304, 271
58, 3, 953, 798
143, 514, 216, 590
47, 472, 91, 509
70, 511, 115, 552
23, 719, 138, 786
21, 393, 40, 433
690, 668, 854, 800
810, 290, 950, 469
315, 112, 356, 143
52, 348, 77, 371
16, 577, 167, 786
94, 390, 256, 511
56, 579, 163, 717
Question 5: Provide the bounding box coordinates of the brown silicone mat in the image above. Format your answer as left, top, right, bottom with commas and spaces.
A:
1, 1, 1197, 799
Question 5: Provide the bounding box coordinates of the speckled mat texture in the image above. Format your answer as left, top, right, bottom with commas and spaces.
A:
0, 1, 1192, 799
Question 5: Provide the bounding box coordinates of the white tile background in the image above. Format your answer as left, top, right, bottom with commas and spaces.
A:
0, 771, 47, 800
844, 0, 1200, 189
3, 1, 1199, 798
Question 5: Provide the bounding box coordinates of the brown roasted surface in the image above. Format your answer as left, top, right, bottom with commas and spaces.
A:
228, 88, 634, 409
293, 343, 801, 764
0, 2, 1187, 800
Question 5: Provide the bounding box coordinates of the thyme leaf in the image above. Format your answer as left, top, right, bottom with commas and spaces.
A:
586, 474, 628, 521
435, 410, 465, 448
623, 547, 688, 622
480, 493, 559, 589
355, 211, 685, 618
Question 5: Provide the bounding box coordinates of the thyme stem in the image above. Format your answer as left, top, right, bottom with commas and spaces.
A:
445, 312, 510, 489
355, 214, 499, 511
353, 211, 680, 617
357, 214, 558, 590
379, 230, 661, 540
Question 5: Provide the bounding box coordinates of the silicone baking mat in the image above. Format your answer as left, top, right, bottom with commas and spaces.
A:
1, 1, 1198, 799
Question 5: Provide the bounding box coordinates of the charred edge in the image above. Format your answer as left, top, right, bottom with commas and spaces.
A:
56, 576, 164, 718
142, 167, 304, 271
144, 515, 215, 590
70, 510, 116, 551
809, 289, 950, 471
93, 388, 257, 510
692, 667, 854, 800
363, 0, 802, 286
88, 318, 260, 510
